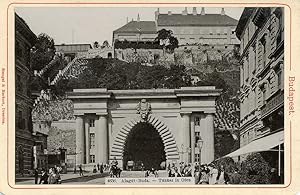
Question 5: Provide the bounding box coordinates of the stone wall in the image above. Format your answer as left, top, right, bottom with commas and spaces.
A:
47, 120, 76, 155
115, 44, 239, 70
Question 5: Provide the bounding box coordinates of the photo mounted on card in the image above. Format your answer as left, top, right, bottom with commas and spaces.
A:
0, 0, 298, 194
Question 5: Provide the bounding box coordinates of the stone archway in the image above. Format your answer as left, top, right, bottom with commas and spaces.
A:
109, 115, 180, 164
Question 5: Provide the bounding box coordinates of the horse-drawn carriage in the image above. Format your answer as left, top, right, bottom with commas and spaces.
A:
109, 165, 122, 178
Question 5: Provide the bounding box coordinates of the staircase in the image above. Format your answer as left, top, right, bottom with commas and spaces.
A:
50, 57, 89, 85
35, 52, 62, 77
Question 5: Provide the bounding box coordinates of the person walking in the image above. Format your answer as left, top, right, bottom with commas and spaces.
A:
97, 163, 100, 172
100, 163, 104, 174
48, 168, 56, 184
79, 164, 84, 176
34, 168, 39, 184
39, 169, 48, 184
216, 165, 230, 184
198, 167, 209, 184
209, 164, 218, 184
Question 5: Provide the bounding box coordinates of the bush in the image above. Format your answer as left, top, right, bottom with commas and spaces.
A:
213, 157, 238, 173
240, 153, 272, 184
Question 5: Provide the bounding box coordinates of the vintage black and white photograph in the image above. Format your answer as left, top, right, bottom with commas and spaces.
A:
14, 6, 284, 185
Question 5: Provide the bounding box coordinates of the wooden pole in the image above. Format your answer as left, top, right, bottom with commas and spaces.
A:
278, 144, 281, 176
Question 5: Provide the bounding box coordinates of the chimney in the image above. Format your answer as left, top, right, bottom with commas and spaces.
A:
137, 14, 140, 22
221, 8, 225, 15
201, 7, 205, 15
126, 17, 128, 24
168, 11, 172, 15
182, 7, 188, 15
192, 7, 197, 15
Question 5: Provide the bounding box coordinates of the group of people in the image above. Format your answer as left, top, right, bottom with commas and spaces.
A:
167, 162, 241, 184
92, 163, 106, 173
168, 162, 193, 177
145, 168, 159, 177
35, 166, 62, 184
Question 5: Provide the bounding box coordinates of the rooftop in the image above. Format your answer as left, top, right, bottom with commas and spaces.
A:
157, 14, 238, 27
113, 21, 157, 34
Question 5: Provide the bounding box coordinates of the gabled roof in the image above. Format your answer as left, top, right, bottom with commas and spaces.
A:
114, 21, 157, 34
157, 14, 238, 27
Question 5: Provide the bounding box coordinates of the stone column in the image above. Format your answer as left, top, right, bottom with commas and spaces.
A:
191, 115, 195, 165
181, 113, 191, 163
75, 115, 85, 165
95, 115, 108, 164
201, 113, 215, 164
85, 118, 90, 164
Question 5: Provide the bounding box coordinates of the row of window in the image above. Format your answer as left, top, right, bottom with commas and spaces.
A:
171, 27, 235, 35
240, 9, 283, 85
240, 70, 282, 120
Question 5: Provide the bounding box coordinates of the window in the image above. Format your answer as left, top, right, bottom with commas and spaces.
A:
89, 119, 95, 127
195, 117, 200, 126
16, 41, 23, 59
90, 155, 95, 163
90, 133, 95, 148
262, 87, 267, 104
17, 110, 25, 130
260, 36, 267, 67
277, 71, 282, 88
195, 132, 201, 145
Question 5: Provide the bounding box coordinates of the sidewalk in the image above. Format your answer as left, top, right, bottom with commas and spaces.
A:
15, 171, 109, 184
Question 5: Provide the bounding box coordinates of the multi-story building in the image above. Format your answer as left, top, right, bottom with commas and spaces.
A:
15, 13, 37, 175
113, 7, 239, 47
156, 7, 239, 46
235, 7, 284, 181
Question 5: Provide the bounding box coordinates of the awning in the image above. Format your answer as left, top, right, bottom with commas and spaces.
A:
225, 130, 284, 158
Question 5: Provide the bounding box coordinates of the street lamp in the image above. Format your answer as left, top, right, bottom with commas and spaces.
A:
197, 137, 204, 165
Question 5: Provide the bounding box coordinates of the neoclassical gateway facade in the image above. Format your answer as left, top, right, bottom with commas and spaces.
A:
67, 87, 220, 169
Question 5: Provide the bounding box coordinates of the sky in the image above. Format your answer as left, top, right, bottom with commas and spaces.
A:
15, 6, 244, 46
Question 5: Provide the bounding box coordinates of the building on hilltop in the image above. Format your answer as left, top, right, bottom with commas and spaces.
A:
15, 13, 48, 176
113, 7, 240, 46
226, 7, 284, 183
55, 43, 92, 62
156, 7, 239, 46
113, 19, 157, 42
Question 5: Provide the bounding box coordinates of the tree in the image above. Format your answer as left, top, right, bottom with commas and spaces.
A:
101, 40, 110, 48
30, 33, 56, 71
93, 41, 99, 49
155, 29, 179, 53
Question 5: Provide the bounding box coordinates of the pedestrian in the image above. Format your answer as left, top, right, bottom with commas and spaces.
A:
93, 165, 97, 173
230, 168, 241, 184
34, 168, 39, 184
174, 167, 181, 177
100, 163, 104, 174
198, 168, 209, 184
79, 164, 84, 176
39, 169, 48, 184
270, 168, 280, 184
97, 163, 100, 172
48, 168, 56, 184
216, 165, 230, 184
209, 164, 218, 184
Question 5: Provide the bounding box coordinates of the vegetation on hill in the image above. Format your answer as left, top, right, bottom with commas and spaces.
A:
30, 33, 56, 71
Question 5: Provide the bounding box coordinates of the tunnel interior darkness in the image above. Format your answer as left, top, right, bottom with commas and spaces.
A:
123, 122, 166, 170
